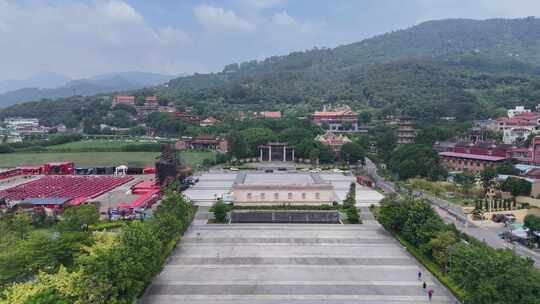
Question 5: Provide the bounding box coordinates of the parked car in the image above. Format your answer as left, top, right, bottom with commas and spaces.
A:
265, 169, 274, 173
503, 214, 516, 226
492, 214, 506, 223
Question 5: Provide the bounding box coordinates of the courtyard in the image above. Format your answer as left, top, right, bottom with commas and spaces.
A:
183, 170, 384, 207
140, 219, 456, 303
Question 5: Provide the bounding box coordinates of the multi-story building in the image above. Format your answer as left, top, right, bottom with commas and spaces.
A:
439, 152, 507, 173
497, 112, 540, 144
507, 106, 531, 118
438, 137, 540, 171
312, 106, 359, 132
4, 117, 39, 129
396, 116, 416, 144
112, 95, 135, 107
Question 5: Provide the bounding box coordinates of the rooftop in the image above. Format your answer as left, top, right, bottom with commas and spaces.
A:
439, 151, 506, 162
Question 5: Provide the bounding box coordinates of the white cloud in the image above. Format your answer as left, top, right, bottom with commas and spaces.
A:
237, 0, 287, 10
194, 5, 256, 32
0, 0, 194, 79
271, 11, 297, 27
101, 0, 143, 23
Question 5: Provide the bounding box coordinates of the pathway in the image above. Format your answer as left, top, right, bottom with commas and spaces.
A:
140, 210, 456, 304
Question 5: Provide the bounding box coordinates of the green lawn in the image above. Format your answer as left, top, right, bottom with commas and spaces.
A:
0, 151, 214, 168
44, 139, 166, 152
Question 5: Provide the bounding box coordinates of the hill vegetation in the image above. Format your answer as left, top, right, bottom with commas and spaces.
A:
2, 18, 540, 124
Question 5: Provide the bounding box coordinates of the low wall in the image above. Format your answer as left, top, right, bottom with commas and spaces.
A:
517, 196, 540, 209
472, 208, 540, 223
230, 210, 340, 223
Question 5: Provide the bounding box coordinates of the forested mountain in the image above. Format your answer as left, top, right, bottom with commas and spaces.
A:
3, 18, 540, 122
160, 18, 540, 120
0, 72, 177, 108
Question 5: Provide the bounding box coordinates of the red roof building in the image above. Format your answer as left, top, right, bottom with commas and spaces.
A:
113, 96, 135, 107
439, 151, 507, 173
316, 131, 352, 153
145, 96, 158, 104
200, 116, 220, 127
258, 111, 282, 119
312, 106, 359, 132
175, 112, 202, 123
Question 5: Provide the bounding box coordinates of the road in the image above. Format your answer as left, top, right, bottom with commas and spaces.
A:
364, 158, 396, 195
365, 157, 540, 268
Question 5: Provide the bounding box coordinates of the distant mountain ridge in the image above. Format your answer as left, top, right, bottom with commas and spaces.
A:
3, 18, 540, 123
0, 71, 71, 94
0, 71, 179, 107
161, 18, 540, 120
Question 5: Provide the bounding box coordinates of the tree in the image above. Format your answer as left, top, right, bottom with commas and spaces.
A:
228, 131, 249, 159
344, 182, 356, 207
57, 205, 99, 232
340, 142, 366, 165
480, 167, 497, 195
454, 170, 476, 197
496, 160, 520, 175
390, 144, 443, 180
376, 128, 396, 162
524, 214, 540, 247
10, 210, 33, 240
241, 127, 277, 156
428, 230, 458, 272
358, 112, 372, 124
213, 200, 228, 223
378, 198, 408, 232
501, 177, 531, 198
309, 148, 320, 164
24, 288, 70, 304
401, 199, 445, 247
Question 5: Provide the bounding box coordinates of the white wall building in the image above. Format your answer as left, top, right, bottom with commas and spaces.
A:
232, 172, 336, 205
4, 117, 39, 129
507, 106, 531, 118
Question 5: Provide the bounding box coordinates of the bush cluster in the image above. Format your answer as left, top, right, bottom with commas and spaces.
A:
0, 189, 196, 304
378, 197, 540, 303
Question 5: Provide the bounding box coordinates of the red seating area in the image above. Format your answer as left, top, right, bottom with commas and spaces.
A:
118, 189, 161, 210
0, 169, 21, 181
0, 176, 133, 204
131, 180, 159, 195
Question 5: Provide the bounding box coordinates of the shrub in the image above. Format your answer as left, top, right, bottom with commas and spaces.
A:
213, 200, 228, 223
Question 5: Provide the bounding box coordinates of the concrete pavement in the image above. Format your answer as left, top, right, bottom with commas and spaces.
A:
140, 217, 456, 304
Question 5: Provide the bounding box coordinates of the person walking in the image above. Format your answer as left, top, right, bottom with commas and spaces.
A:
417, 271, 422, 281
428, 289, 434, 301
422, 281, 427, 291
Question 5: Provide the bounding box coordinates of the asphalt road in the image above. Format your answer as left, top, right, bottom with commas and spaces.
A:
365, 158, 540, 268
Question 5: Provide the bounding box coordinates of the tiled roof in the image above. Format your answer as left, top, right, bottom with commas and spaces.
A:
439, 152, 506, 161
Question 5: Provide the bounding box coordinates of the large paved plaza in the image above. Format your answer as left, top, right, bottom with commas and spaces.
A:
140, 219, 455, 304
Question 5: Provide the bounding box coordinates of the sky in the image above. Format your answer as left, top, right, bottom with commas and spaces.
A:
1, 0, 540, 81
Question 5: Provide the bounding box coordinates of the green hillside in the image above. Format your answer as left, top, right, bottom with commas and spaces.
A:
3, 18, 540, 124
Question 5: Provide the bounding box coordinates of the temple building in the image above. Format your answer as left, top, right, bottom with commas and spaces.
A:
175, 135, 228, 152
396, 116, 416, 144
232, 172, 335, 205
312, 105, 359, 132
258, 142, 295, 162
112, 95, 135, 107
316, 131, 352, 153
